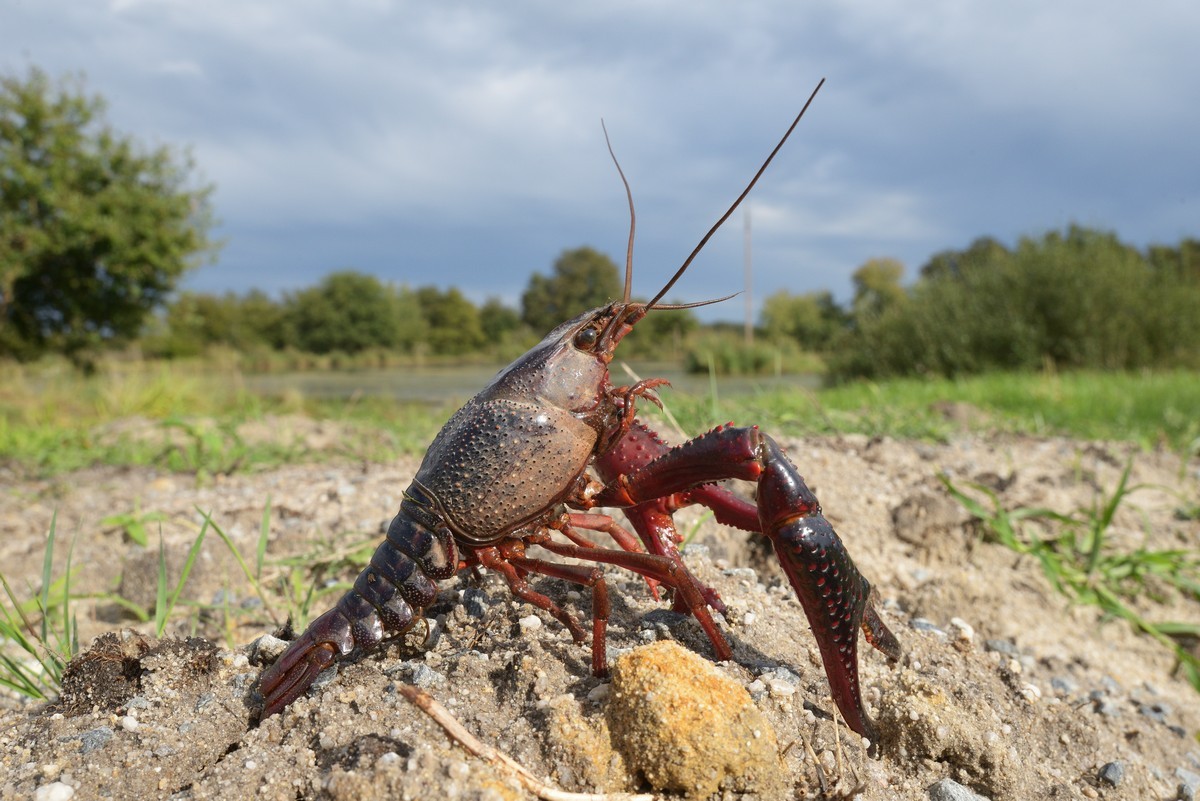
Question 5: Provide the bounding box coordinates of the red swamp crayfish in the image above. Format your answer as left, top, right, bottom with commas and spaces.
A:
256, 79, 902, 754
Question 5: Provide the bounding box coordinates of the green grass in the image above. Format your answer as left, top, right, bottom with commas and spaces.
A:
941, 466, 1200, 693
650, 369, 1200, 453
3, 361, 1198, 477
0, 360, 451, 477
0, 498, 387, 701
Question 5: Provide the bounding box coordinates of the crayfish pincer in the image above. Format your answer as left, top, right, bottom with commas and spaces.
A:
255, 78, 902, 754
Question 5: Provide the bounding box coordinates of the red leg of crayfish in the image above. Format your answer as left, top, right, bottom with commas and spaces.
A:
475, 541, 612, 678
535, 536, 733, 663
594, 423, 901, 753
595, 421, 732, 615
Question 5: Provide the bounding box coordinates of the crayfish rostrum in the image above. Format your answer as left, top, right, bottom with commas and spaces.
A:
256, 78, 902, 754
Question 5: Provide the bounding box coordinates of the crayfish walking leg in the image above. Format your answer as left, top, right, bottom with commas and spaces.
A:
594, 424, 902, 753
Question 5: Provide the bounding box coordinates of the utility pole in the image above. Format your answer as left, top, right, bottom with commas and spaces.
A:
743, 204, 753, 345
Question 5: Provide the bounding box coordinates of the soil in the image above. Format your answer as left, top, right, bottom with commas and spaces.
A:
1, 415, 1198, 800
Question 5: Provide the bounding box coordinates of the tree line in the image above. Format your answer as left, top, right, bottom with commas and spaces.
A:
810, 229, 1200, 380
4, 67, 1198, 378
142, 246, 697, 364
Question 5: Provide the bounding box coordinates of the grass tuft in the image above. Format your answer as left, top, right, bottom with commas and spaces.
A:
941, 467, 1200, 693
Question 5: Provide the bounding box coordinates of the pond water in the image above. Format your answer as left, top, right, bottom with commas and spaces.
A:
242, 361, 821, 405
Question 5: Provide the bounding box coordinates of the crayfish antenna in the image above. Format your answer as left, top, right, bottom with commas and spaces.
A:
646, 77, 826, 309
602, 119, 636, 306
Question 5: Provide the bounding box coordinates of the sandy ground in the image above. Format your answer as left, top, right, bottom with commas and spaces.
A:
1, 417, 1198, 800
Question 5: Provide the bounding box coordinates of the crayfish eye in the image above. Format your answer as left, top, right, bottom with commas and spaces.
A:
573, 326, 600, 350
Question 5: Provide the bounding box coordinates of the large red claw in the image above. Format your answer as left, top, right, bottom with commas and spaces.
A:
757, 437, 900, 755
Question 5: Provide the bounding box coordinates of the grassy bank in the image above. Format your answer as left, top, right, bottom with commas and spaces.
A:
2, 361, 1198, 477
660, 369, 1200, 451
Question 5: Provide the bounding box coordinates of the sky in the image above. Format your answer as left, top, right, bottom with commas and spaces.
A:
4, 1, 1198, 324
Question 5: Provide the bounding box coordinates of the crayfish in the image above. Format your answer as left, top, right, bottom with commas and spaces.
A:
257, 78, 902, 755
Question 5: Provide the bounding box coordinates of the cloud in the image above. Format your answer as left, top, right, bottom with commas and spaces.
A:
2, 0, 1197, 316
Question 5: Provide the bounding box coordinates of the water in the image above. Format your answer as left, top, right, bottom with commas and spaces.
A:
242, 361, 820, 405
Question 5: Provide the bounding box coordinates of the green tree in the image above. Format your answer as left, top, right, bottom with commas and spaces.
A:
415, 286, 485, 355
850, 258, 906, 320
0, 67, 216, 362
521, 246, 622, 334
284, 270, 406, 354
479, 297, 522, 341
760, 289, 845, 350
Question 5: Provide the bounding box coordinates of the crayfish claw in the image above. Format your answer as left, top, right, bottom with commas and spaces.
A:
863, 589, 903, 662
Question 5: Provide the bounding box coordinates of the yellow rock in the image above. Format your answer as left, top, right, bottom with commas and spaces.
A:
606, 641, 784, 799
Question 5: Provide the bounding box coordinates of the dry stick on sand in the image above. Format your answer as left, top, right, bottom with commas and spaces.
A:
397, 684, 655, 801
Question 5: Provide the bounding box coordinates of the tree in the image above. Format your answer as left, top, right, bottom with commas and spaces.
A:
520, 247, 622, 334
850, 258, 906, 320
284, 270, 407, 354
415, 286, 485, 355
479, 297, 522, 341
760, 289, 845, 350
0, 67, 217, 362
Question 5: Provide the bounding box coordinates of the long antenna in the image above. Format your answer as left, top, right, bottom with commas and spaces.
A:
601, 120, 636, 304
744, 203, 753, 345
646, 77, 825, 310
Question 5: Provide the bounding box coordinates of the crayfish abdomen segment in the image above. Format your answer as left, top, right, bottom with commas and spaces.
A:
257, 500, 458, 719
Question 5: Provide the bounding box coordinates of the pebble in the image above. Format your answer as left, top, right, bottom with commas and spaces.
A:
1138, 702, 1171, 723
1177, 767, 1200, 801
119, 715, 139, 732
518, 614, 543, 633
251, 634, 288, 663
410, 663, 446, 688
1049, 676, 1078, 696
911, 618, 948, 637
1097, 761, 1125, 787
586, 683, 610, 702
927, 777, 989, 801
34, 783, 75, 801
948, 617, 975, 642
984, 639, 1018, 656
76, 726, 114, 754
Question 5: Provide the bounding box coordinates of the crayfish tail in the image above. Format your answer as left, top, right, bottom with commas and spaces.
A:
257, 619, 342, 719
256, 506, 458, 720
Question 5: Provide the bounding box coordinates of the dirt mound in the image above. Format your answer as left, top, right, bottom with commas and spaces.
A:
1, 432, 1197, 799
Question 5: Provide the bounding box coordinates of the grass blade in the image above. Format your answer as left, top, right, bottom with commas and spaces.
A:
201, 506, 279, 624
155, 519, 209, 638
155, 528, 169, 635
257, 495, 271, 583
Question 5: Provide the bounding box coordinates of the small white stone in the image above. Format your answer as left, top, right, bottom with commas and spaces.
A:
518, 615, 543, 633
1007, 658, 1022, 674
767, 679, 795, 698
245, 759, 257, 770
120, 715, 139, 732
743, 612, 758, 626
586, 683, 610, 702
948, 617, 975, 642
34, 783, 75, 801
1021, 683, 1042, 702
